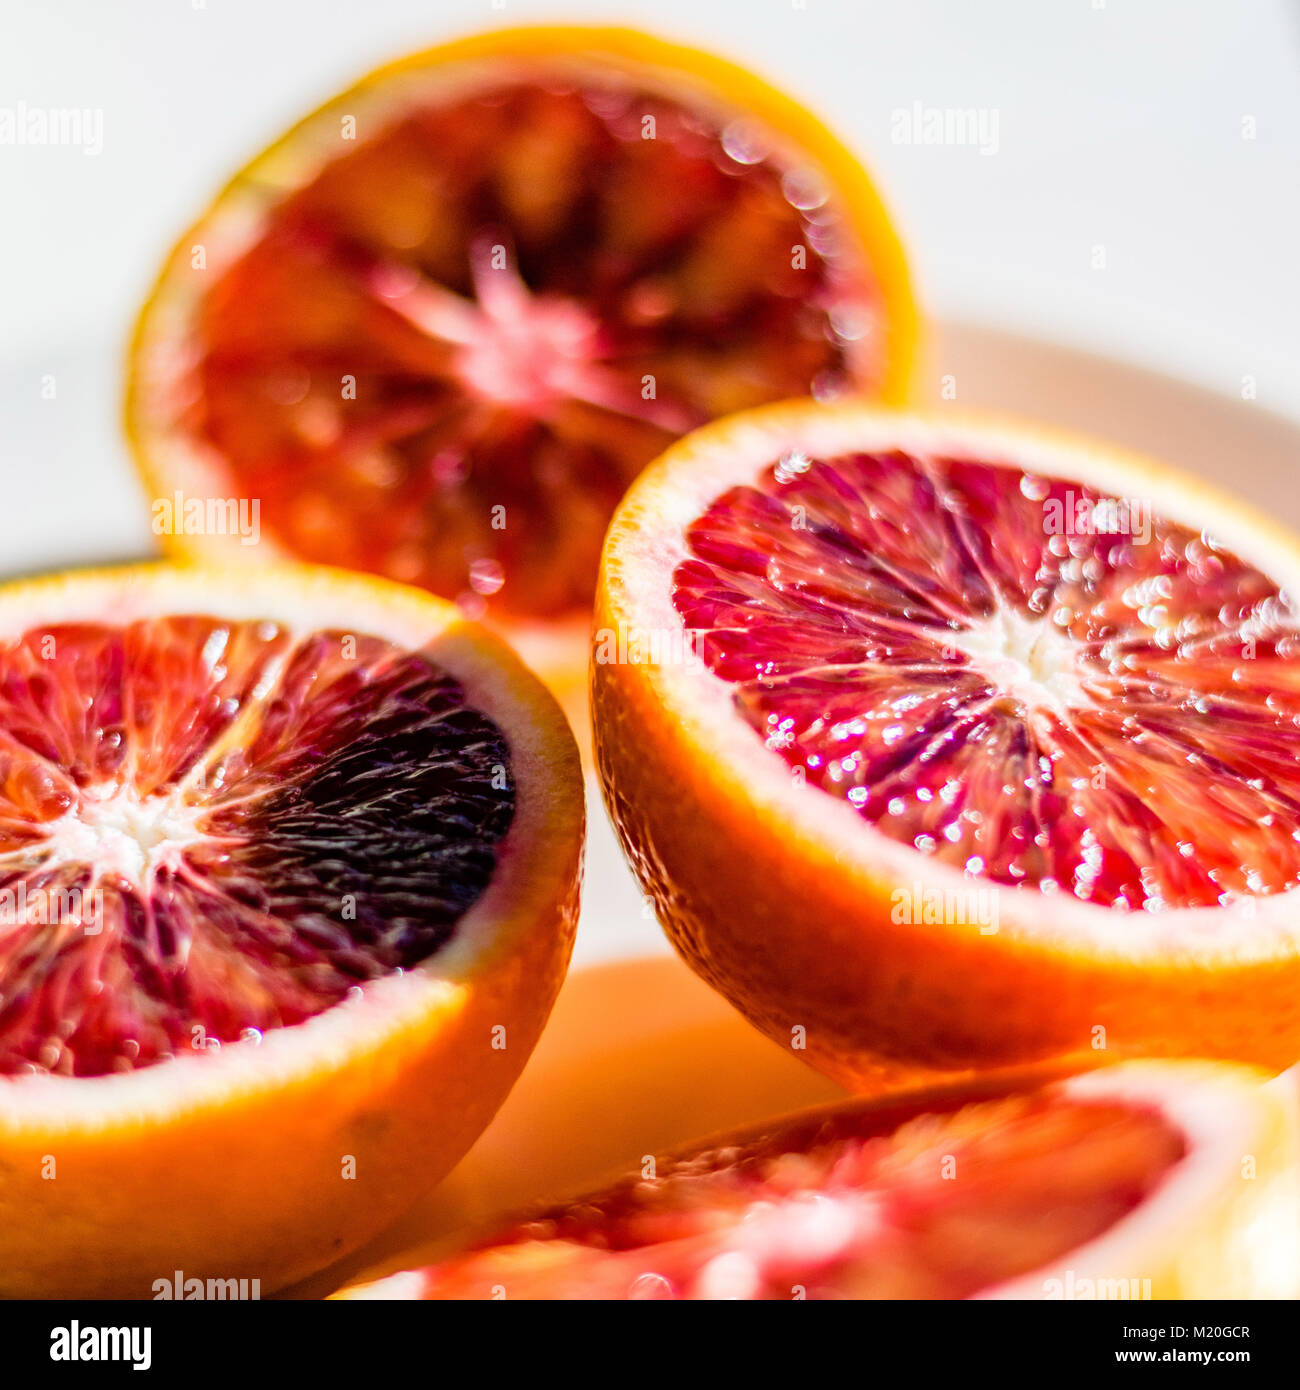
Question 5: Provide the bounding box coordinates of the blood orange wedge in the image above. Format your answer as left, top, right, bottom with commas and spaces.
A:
335, 1062, 1298, 1300
593, 403, 1300, 1088
123, 24, 916, 702
0, 563, 583, 1298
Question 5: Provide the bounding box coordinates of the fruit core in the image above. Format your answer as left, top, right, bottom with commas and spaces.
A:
672, 446, 1300, 910
185, 77, 882, 620
0, 615, 514, 1077
950, 607, 1090, 723
43, 787, 205, 889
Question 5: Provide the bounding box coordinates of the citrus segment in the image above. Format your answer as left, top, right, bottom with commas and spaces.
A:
126, 26, 915, 652
0, 563, 583, 1297
593, 404, 1300, 1083
338, 1063, 1298, 1299
0, 619, 512, 1077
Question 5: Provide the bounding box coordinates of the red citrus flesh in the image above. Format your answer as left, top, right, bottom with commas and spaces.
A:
350, 1081, 1186, 1299
672, 448, 1300, 911
189, 79, 883, 621
0, 616, 513, 1077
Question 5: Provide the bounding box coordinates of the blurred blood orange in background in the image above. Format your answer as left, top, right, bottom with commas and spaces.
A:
338, 1062, 1298, 1300
124, 25, 917, 707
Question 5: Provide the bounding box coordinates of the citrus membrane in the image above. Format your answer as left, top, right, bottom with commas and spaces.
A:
673, 445, 1300, 912
128, 26, 913, 630
0, 611, 513, 1077
340, 1063, 1295, 1300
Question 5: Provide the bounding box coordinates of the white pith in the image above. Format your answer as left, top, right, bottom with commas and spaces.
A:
604, 402, 1300, 960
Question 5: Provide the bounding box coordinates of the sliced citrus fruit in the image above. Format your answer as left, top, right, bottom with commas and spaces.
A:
124, 24, 916, 698
0, 563, 583, 1298
593, 402, 1300, 1087
336, 1062, 1298, 1299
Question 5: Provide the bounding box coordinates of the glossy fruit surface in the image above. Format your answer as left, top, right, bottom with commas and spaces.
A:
594, 403, 1300, 1084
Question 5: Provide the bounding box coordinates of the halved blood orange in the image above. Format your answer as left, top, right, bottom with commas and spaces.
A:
336, 1062, 1298, 1299
594, 403, 1300, 1087
0, 563, 583, 1298
123, 24, 916, 700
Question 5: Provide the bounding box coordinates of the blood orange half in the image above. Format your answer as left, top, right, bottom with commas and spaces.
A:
337, 1062, 1298, 1300
594, 403, 1300, 1087
124, 24, 916, 700
0, 563, 583, 1298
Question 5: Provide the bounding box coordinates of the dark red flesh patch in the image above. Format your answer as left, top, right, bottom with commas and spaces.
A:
0, 618, 513, 1077
672, 449, 1300, 910
405, 1089, 1185, 1299
189, 79, 880, 620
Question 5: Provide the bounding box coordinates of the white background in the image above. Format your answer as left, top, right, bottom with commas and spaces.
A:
1, 0, 1298, 395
